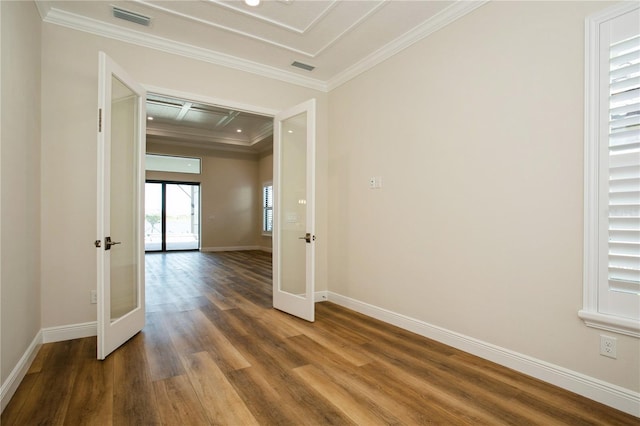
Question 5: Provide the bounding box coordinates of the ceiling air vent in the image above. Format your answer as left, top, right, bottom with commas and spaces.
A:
291, 61, 315, 72
112, 7, 151, 27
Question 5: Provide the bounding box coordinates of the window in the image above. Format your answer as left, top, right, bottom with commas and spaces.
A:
146, 154, 201, 174
580, 3, 640, 337
263, 183, 273, 235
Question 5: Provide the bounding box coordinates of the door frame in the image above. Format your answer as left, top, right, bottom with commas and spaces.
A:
140, 86, 319, 312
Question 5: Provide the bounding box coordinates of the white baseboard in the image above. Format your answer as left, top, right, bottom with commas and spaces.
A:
200, 246, 261, 252
259, 246, 273, 253
327, 291, 640, 417
1, 330, 42, 413
42, 321, 97, 343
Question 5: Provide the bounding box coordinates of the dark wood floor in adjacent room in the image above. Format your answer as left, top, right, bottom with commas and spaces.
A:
2, 250, 637, 425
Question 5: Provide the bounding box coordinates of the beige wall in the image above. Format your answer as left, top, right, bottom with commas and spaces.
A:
257, 152, 273, 251
146, 140, 263, 250
40, 23, 328, 327
328, 1, 639, 392
0, 1, 42, 384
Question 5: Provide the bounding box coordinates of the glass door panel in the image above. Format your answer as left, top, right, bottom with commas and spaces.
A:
280, 111, 308, 296
145, 181, 200, 251
109, 75, 139, 321
166, 184, 200, 250
145, 182, 163, 251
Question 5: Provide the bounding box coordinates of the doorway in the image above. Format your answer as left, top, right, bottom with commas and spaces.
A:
145, 181, 200, 251
142, 89, 317, 322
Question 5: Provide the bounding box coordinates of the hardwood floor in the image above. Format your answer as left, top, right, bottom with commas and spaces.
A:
2, 250, 637, 425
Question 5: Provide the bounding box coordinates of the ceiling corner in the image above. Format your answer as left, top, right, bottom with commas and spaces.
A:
34, 0, 51, 21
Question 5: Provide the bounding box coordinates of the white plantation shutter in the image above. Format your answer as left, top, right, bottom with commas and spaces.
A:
263, 184, 273, 233
580, 3, 640, 336
607, 33, 640, 294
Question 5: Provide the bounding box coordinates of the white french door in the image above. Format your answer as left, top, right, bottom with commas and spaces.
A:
273, 99, 316, 322
96, 52, 146, 359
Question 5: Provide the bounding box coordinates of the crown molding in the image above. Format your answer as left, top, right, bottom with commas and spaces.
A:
252, 124, 274, 145
135, 0, 316, 57
39, 6, 329, 92
139, 0, 385, 59
206, 0, 338, 34
148, 121, 272, 146
147, 126, 251, 147
34, 0, 50, 20
327, 0, 489, 91
38, 1, 488, 94
313, 0, 387, 58
148, 136, 267, 157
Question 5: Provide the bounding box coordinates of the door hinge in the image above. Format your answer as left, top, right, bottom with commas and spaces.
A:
98, 108, 102, 132
94, 239, 101, 248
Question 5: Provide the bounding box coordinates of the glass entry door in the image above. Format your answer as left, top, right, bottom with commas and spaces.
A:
145, 182, 163, 251
145, 181, 200, 251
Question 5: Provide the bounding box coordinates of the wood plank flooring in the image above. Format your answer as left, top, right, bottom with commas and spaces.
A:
2, 250, 638, 425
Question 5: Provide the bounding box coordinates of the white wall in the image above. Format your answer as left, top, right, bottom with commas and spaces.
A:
0, 0, 41, 388
40, 22, 328, 328
328, 0, 639, 392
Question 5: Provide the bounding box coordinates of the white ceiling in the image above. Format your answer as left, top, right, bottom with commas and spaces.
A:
35, 0, 487, 91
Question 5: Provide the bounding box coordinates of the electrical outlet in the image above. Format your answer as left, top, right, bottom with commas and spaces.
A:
600, 335, 617, 359
90, 290, 97, 304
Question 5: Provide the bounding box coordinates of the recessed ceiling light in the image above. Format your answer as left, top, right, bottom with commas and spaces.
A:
147, 116, 154, 120
288, 130, 293, 133
237, 129, 242, 133
245, 0, 260, 6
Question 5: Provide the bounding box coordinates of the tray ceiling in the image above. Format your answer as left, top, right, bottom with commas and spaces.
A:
36, 0, 486, 91
146, 94, 274, 154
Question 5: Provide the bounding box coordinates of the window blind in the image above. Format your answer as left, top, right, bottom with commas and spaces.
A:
264, 185, 273, 233
608, 33, 640, 293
